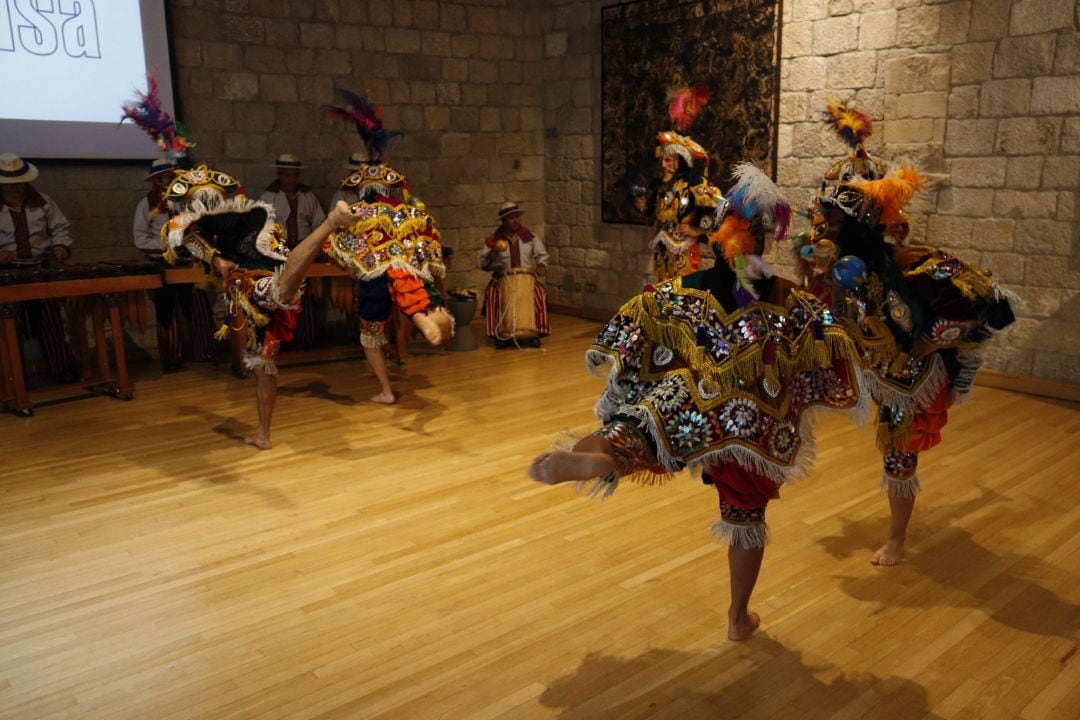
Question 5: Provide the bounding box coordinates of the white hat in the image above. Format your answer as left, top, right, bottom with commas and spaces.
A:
0, 153, 38, 184
344, 151, 369, 170
274, 153, 305, 169
497, 201, 522, 220
145, 158, 174, 180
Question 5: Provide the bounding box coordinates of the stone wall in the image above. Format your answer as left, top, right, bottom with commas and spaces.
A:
20, 0, 1080, 383
32, 0, 547, 295
542, 0, 1080, 384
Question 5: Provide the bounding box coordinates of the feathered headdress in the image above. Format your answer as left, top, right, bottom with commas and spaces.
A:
725, 162, 791, 243
121, 74, 194, 161
667, 86, 710, 133
852, 163, 925, 228
823, 97, 872, 149
321, 89, 403, 162
709, 163, 791, 288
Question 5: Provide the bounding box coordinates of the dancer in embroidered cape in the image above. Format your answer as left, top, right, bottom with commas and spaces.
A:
790, 98, 1016, 565
321, 89, 453, 403
530, 164, 864, 640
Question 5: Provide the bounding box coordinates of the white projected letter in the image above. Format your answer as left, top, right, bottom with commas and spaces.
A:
60, 0, 100, 59
15, 0, 58, 56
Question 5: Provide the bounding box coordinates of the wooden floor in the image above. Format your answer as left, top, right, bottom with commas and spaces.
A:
1, 313, 1079, 720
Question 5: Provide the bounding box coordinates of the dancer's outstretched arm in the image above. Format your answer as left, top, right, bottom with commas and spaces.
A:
279, 201, 358, 300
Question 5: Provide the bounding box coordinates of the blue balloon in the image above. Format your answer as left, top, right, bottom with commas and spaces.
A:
832, 255, 868, 288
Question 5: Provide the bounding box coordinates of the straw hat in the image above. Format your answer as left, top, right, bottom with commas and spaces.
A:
497, 201, 522, 220
144, 157, 174, 180
273, 153, 305, 169
0, 153, 38, 184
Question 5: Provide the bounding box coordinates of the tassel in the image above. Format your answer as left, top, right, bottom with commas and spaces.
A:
762, 339, 780, 398
213, 323, 231, 342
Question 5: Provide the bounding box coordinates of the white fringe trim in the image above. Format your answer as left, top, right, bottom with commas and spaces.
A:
168, 196, 285, 262
881, 473, 921, 498
574, 474, 620, 500
861, 353, 949, 414
268, 265, 302, 309
993, 284, 1025, 314
650, 230, 697, 254
360, 332, 387, 349
242, 352, 278, 376
708, 519, 770, 548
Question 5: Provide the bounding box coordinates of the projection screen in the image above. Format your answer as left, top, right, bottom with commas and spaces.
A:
1, 0, 176, 160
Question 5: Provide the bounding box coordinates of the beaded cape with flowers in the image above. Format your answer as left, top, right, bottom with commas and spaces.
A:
586, 272, 865, 485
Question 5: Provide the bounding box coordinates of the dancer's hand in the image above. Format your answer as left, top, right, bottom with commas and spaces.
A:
326, 200, 359, 228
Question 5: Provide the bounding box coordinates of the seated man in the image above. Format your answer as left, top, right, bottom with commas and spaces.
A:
479, 202, 549, 349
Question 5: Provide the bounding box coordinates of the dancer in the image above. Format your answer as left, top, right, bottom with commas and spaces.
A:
162, 167, 360, 448
791, 99, 1016, 565
321, 89, 453, 403
530, 164, 864, 640
632, 87, 726, 281
123, 79, 361, 449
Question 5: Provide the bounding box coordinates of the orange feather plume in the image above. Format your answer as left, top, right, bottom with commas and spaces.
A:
709, 216, 756, 268
854, 165, 925, 226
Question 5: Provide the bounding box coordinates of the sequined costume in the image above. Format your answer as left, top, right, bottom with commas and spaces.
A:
791, 99, 1016, 496
322, 162, 450, 348
637, 131, 727, 281
161, 165, 299, 374
566, 164, 864, 548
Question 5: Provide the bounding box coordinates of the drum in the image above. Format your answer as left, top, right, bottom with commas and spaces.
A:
496, 268, 537, 339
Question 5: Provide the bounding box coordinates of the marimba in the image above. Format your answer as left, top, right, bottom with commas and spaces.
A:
0, 263, 162, 415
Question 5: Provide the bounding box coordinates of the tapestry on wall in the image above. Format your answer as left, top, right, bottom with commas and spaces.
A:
601, 0, 782, 224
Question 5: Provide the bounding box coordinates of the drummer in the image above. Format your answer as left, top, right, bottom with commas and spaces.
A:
479, 202, 549, 349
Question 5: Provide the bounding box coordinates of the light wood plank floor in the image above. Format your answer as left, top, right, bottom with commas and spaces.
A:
1, 314, 1078, 720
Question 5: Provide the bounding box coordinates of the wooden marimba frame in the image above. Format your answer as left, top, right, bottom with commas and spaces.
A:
0, 267, 162, 416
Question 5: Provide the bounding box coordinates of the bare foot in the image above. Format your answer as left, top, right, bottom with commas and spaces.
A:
871, 539, 905, 566
413, 310, 452, 346
371, 389, 397, 405
527, 450, 615, 485
244, 431, 272, 450
728, 610, 760, 641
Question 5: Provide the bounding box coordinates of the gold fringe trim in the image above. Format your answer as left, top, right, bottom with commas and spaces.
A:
903, 254, 996, 302
606, 281, 858, 407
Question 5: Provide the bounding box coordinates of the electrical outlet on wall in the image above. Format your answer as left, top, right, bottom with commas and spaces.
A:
584, 282, 597, 293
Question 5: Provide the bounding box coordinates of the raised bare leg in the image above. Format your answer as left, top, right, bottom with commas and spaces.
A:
245, 366, 277, 450
728, 544, 764, 641
528, 434, 616, 485
412, 308, 452, 346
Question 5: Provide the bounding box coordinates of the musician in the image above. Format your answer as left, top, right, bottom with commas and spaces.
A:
134, 158, 215, 371
259, 154, 327, 349
479, 202, 549, 349
0, 153, 78, 381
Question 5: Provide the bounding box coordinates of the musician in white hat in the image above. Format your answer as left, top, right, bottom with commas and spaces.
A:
0, 153, 72, 265
259, 154, 327, 347
479, 202, 549, 348
259, 154, 326, 249
0, 153, 77, 381
133, 158, 215, 370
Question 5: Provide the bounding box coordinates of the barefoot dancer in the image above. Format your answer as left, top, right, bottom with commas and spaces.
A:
529, 164, 864, 640
792, 100, 1016, 566
321, 90, 453, 403
161, 167, 360, 448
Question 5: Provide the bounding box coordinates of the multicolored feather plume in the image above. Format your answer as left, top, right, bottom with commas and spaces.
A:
725, 162, 791, 243
321, 88, 403, 162
823, 97, 872, 148
121, 74, 193, 159
667, 86, 710, 132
